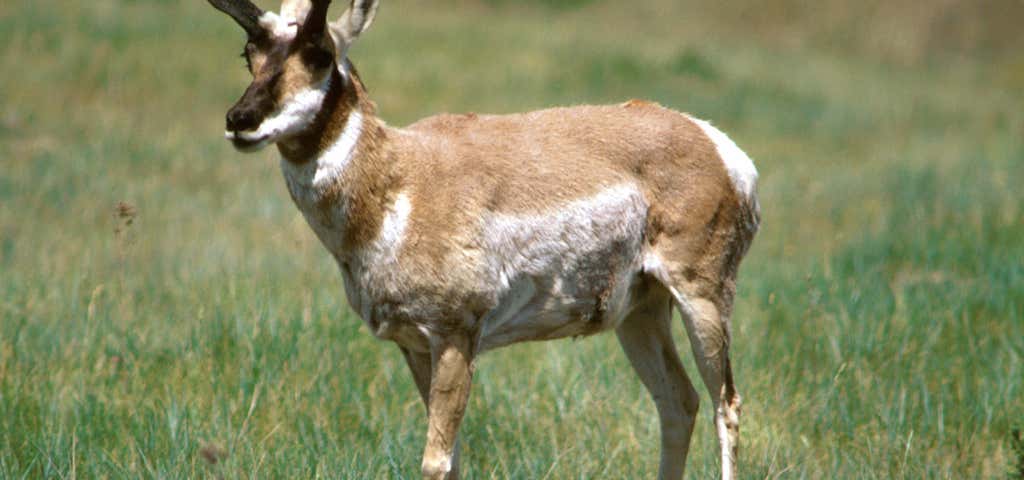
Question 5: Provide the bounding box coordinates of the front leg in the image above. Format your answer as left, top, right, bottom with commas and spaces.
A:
421, 334, 475, 480
400, 347, 461, 479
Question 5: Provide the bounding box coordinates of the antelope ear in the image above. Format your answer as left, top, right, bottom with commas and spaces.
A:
328, 0, 380, 58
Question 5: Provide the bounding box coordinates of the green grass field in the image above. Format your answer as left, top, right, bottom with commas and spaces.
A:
2, 0, 1022, 478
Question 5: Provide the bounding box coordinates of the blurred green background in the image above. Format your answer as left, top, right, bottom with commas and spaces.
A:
2, 0, 1022, 478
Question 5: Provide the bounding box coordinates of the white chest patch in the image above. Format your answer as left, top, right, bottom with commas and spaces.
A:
689, 116, 759, 199
345, 191, 412, 323
373, 192, 412, 257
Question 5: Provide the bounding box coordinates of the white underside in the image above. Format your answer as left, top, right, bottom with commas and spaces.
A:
330, 183, 649, 351
688, 116, 759, 199
474, 183, 648, 349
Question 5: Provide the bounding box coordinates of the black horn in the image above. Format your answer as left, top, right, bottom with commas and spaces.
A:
298, 0, 332, 39
208, 0, 265, 37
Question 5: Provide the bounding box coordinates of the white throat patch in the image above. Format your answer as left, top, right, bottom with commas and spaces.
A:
312, 110, 364, 186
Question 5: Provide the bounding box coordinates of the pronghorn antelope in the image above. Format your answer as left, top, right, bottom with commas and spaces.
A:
207, 0, 760, 478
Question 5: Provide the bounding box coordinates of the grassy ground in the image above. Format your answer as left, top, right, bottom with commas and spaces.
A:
2, 0, 1022, 478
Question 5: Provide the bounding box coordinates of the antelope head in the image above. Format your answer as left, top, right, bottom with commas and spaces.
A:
209, 0, 379, 152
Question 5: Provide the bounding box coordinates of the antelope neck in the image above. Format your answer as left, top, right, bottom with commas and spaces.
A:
277, 66, 365, 163
276, 62, 397, 257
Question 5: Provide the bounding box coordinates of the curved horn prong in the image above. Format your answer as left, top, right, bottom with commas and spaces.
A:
208, 0, 266, 37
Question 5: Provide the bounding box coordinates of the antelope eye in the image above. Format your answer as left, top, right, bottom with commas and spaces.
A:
301, 46, 333, 70
240, 42, 257, 70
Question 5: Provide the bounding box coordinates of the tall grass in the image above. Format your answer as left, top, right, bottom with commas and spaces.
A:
1, 0, 1021, 478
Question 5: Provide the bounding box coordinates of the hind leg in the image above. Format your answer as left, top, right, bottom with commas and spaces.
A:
616, 290, 701, 480
647, 262, 742, 480
676, 293, 741, 480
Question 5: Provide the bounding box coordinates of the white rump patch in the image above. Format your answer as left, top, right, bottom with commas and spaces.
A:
689, 116, 758, 198
349, 191, 412, 323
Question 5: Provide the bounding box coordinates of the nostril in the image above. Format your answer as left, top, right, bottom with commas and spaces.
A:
226, 110, 240, 130
226, 108, 259, 132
